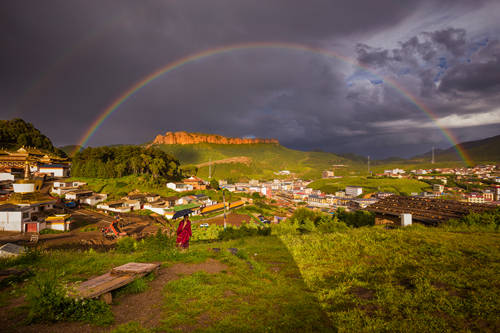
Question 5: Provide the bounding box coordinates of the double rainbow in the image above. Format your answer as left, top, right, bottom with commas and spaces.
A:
74, 42, 472, 165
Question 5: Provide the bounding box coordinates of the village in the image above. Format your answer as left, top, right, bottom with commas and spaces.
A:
0, 147, 499, 256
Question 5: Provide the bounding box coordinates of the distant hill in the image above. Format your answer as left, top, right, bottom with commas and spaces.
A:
59, 145, 81, 156
0, 118, 67, 157
412, 134, 500, 164
152, 142, 361, 181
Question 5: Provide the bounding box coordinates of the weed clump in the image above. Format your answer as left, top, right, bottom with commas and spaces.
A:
116, 237, 137, 253
25, 271, 113, 325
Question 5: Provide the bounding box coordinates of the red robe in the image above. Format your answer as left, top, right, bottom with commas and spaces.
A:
176, 219, 192, 248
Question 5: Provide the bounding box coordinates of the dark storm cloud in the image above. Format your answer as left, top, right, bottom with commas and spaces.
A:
439, 41, 500, 94
1, 0, 499, 158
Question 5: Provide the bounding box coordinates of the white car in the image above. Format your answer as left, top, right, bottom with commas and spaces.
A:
200, 223, 209, 228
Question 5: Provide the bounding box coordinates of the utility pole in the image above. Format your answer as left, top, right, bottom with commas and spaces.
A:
222, 189, 227, 229
208, 158, 211, 179
431, 146, 435, 164
367, 155, 370, 175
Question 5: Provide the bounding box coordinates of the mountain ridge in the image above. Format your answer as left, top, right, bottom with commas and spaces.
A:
152, 131, 279, 145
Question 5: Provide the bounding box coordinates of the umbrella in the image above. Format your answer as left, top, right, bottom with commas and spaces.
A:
172, 209, 193, 220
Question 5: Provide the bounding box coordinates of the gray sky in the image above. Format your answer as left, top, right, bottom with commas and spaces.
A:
1, 0, 499, 158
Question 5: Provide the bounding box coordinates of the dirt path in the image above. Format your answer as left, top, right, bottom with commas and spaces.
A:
196, 156, 252, 167
3, 258, 228, 332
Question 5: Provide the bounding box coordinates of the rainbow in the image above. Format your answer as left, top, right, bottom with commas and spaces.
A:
74, 42, 472, 165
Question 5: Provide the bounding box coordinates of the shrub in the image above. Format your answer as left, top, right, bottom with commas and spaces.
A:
336, 208, 375, 227
317, 216, 349, 233
26, 271, 113, 325
445, 209, 500, 230
116, 237, 137, 253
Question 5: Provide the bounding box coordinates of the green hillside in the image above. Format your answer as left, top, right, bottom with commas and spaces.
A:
153, 143, 362, 181
412, 134, 500, 164
0, 118, 66, 157
308, 176, 431, 195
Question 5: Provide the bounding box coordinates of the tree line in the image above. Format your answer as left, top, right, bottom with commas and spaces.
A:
71, 146, 182, 179
0, 118, 67, 157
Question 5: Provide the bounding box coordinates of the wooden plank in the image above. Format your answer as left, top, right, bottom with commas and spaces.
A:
71, 262, 160, 299
111, 262, 160, 276
75, 273, 137, 298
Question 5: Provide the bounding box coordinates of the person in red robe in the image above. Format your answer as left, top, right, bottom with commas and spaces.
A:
176, 214, 192, 249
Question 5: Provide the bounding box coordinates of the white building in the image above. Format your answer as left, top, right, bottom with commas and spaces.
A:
0, 204, 32, 232
143, 202, 171, 216
97, 201, 132, 213
0, 172, 15, 181
39, 164, 70, 178
166, 182, 194, 192
345, 186, 363, 197
65, 190, 94, 201
433, 184, 445, 193
81, 193, 107, 206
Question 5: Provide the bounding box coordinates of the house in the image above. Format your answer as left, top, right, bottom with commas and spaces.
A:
51, 181, 87, 195
308, 194, 329, 207
482, 190, 494, 202
143, 201, 172, 216
0, 204, 32, 232
53, 181, 87, 189
81, 193, 107, 206
183, 176, 207, 190
464, 193, 484, 204
322, 170, 335, 179
0, 170, 15, 181
65, 190, 94, 201
38, 164, 70, 178
192, 194, 214, 206
345, 186, 363, 197
167, 182, 194, 192
97, 200, 140, 213
163, 196, 179, 207
433, 184, 445, 193
176, 196, 196, 205
45, 214, 72, 231
377, 192, 394, 199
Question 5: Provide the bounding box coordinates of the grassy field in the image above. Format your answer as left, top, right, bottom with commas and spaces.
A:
1, 216, 498, 331
308, 176, 431, 195
155, 143, 363, 180
280, 226, 500, 332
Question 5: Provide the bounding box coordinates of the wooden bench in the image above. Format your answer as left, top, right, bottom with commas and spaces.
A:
71, 262, 160, 304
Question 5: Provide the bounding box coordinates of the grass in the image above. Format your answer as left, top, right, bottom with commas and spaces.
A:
279, 226, 500, 332
156, 143, 362, 180
1, 218, 499, 331
308, 176, 431, 195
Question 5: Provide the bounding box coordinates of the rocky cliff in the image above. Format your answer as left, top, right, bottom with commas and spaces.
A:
152, 131, 279, 145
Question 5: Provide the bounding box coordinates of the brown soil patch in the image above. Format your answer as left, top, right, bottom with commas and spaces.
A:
349, 286, 376, 300
203, 213, 253, 227
174, 312, 213, 332
431, 281, 463, 297
3, 259, 228, 333
112, 258, 228, 329
196, 156, 252, 167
